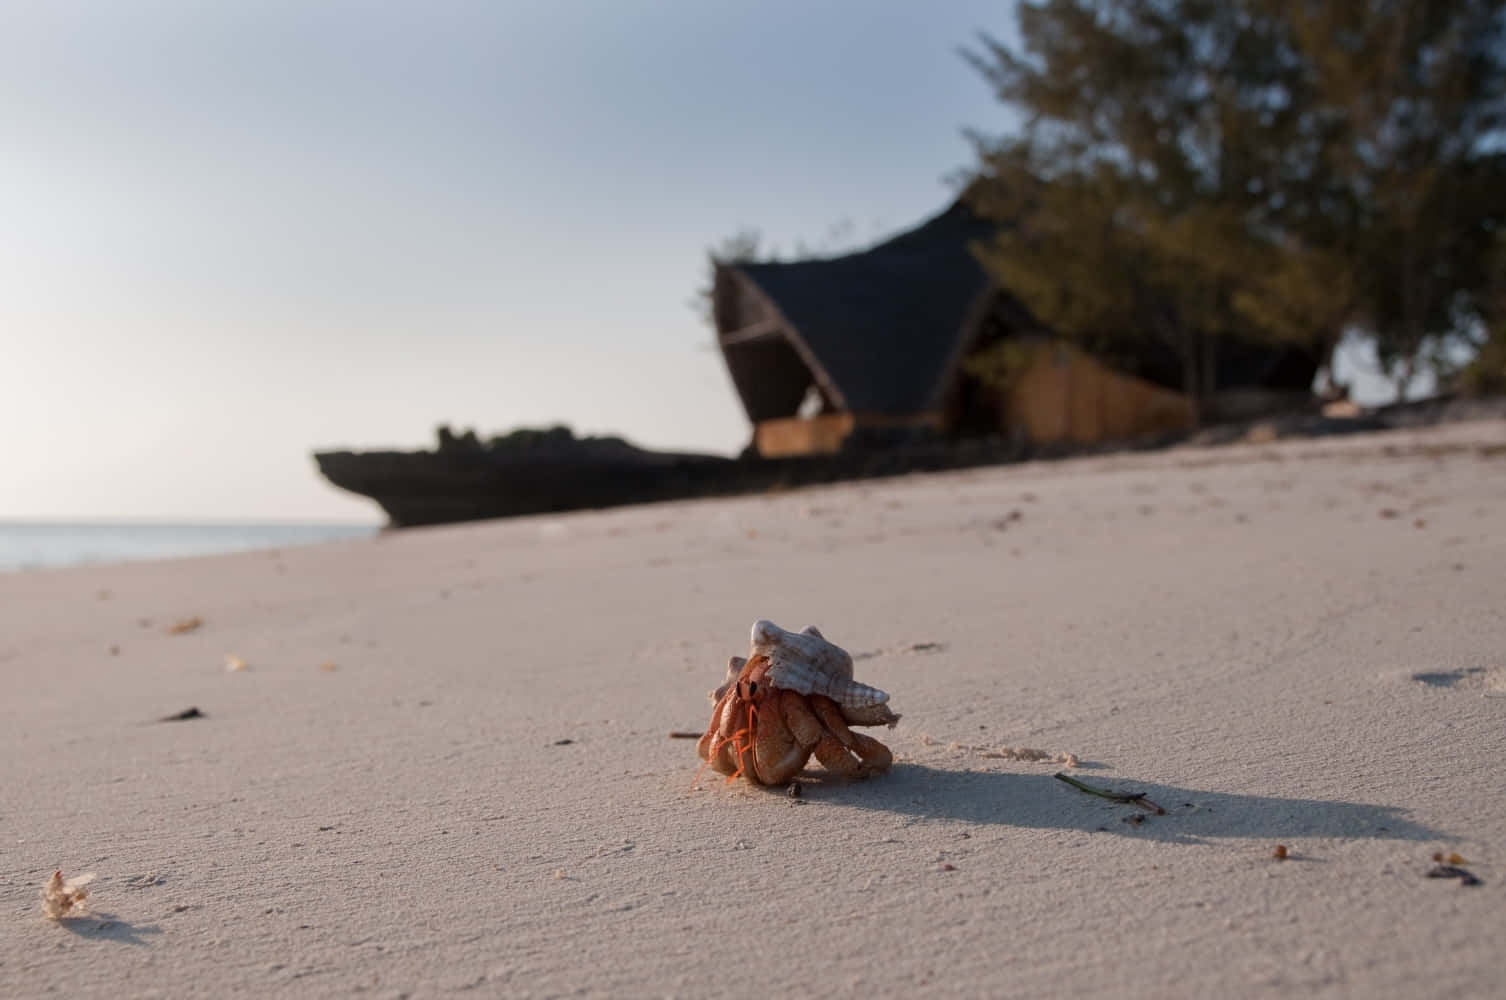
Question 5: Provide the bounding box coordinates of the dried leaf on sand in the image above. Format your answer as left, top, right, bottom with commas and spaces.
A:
166, 616, 204, 635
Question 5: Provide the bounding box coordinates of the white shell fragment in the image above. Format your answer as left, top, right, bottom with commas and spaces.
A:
749, 619, 890, 712
40, 870, 95, 920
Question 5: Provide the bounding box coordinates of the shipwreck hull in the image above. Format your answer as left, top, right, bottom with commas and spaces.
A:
312, 393, 1462, 529
314, 434, 1055, 528
313, 450, 741, 527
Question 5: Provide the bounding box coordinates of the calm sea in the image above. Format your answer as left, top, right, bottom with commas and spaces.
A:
0, 521, 379, 573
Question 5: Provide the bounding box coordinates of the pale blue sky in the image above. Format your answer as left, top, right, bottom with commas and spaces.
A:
1, 2, 1398, 522
2, 0, 1026, 521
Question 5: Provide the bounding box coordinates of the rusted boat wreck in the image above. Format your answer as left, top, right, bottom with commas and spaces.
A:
313, 426, 729, 527
315, 199, 1320, 527
313, 423, 1052, 528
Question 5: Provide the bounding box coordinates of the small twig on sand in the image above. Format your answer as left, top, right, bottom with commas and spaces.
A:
1426, 864, 1483, 887
1054, 772, 1166, 815
667, 731, 702, 739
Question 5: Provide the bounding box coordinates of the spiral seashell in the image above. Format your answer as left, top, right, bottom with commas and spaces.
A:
748, 619, 890, 712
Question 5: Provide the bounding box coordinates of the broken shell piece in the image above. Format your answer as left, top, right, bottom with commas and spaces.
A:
40, 870, 95, 920
749, 619, 891, 713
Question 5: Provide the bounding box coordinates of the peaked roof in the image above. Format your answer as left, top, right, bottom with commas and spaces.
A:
716, 200, 997, 419
714, 197, 1320, 425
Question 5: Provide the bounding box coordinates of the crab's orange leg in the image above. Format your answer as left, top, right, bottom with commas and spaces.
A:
692, 714, 753, 787
721, 704, 753, 783
726, 700, 760, 783
693, 726, 745, 786
693, 696, 744, 789
716, 702, 759, 784
692, 697, 763, 788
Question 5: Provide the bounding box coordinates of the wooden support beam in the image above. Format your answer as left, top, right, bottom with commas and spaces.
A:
719, 318, 785, 346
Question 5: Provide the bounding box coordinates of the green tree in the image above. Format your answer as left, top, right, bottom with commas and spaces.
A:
964, 0, 1506, 410
964, 1, 1319, 422
1282, 1, 1506, 398
1455, 229, 1506, 394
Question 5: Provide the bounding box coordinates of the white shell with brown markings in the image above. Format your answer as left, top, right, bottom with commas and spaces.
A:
749, 619, 890, 712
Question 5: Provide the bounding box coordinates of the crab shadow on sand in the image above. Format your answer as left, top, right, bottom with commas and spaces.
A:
800, 764, 1446, 845
56, 913, 162, 946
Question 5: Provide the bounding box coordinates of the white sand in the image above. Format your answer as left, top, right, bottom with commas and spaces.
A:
3, 419, 1504, 998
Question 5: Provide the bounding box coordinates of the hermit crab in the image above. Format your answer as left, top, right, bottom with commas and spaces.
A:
696, 620, 899, 786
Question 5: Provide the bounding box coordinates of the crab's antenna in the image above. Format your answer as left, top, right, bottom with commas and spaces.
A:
691, 753, 718, 790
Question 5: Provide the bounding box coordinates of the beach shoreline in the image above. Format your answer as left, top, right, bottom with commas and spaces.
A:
0, 521, 379, 575
3, 417, 1503, 998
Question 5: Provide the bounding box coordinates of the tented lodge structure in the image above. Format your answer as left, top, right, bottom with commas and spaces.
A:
712, 199, 1319, 458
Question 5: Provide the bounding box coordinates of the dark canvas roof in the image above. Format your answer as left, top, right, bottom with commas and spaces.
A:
715, 198, 1319, 425
716, 200, 996, 419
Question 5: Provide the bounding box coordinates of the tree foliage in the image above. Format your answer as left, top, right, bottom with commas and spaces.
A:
690, 229, 767, 329
1456, 229, 1506, 394
964, 0, 1506, 409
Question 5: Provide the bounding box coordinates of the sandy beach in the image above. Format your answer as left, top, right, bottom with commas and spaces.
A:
3, 418, 1504, 998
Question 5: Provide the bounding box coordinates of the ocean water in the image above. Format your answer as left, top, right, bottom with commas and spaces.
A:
0, 521, 379, 573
